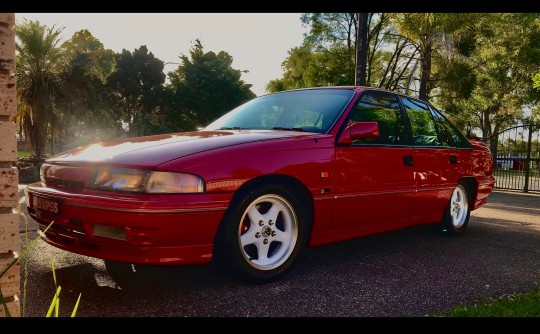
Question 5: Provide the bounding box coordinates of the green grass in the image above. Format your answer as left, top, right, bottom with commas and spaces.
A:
441, 287, 540, 317
17, 150, 33, 159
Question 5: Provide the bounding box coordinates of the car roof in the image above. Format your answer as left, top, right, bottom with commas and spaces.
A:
273, 86, 425, 103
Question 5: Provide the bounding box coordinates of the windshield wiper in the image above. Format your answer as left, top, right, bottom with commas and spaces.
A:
218, 126, 244, 130
271, 127, 305, 132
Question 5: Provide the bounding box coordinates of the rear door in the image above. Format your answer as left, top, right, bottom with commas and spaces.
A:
400, 97, 463, 224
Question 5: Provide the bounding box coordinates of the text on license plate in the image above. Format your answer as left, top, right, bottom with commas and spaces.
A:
33, 196, 60, 214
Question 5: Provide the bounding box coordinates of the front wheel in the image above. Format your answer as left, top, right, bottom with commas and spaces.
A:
214, 184, 310, 283
438, 183, 471, 236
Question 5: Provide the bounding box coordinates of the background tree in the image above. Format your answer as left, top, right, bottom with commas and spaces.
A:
301, 13, 359, 52
55, 30, 120, 149
15, 14, 540, 158
16, 20, 67, 158
389, 13, 475, 101
435, 13, 540, 151
532, 73, 540, 124
107, 45, 165, 137
168, 39, 255, 127
266, 45, 355, 91
355, 13, 369, 86
267, 13, 419, 94
534, 73, 540, 91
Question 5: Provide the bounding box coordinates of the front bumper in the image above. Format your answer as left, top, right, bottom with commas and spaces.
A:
27, 182, 232, 265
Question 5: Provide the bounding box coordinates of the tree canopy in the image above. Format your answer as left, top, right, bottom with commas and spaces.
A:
436, 13, 540, 151
14, 14, 540, 157
268, 12, 540, 142
168, 39, 255, 127
107, 45, 166, 137
16, 20, 67, 158
15, 24, 255, 156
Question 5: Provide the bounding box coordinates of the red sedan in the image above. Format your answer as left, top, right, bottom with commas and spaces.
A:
27, 87, 495, 282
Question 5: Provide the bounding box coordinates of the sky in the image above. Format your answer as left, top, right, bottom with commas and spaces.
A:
16, 13, 308, 96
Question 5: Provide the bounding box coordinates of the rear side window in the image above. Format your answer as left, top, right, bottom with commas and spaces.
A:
349, 91, 406, 145
402, 98, 442, 146
429, 106, 471, 148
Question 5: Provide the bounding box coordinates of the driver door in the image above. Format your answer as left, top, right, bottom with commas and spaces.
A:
332, 91, 416, 232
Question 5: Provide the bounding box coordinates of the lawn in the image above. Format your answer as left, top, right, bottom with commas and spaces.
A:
17, 150, 33, 159
441, 287, 540, 317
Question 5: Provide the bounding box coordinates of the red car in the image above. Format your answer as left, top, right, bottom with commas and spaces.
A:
27, 87, 495, 282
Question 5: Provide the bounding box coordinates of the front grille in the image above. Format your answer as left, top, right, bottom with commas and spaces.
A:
50, 222, 87, 236
41, 164, 90, 191
49, 179, 85, 190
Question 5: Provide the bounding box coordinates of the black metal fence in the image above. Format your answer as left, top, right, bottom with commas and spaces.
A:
492, 123, 540, 192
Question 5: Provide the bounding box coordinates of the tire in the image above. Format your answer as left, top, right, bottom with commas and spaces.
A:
214, 184, 310, 283
438, 183, 471, 236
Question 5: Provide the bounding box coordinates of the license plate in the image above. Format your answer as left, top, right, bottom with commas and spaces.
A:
33, 196, 60, 215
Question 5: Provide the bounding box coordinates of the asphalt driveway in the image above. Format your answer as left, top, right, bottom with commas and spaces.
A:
16, 186, 540, 317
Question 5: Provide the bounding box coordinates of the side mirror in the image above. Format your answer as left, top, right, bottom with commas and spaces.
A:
337, 121, 379, 144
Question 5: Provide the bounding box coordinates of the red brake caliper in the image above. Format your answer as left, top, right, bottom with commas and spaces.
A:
241, 218, 250, 234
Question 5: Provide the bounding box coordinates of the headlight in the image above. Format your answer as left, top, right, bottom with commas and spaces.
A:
146, 171, 204, 193
90, 168, 147, 192
40, 164, 47, 184
40, 164, 53, 185
89, 168, 205, 193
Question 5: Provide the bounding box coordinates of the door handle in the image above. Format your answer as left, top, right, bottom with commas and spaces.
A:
403, 156, 414, 166
450, 155, 457, 164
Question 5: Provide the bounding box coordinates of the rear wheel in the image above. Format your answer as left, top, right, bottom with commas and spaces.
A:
215, 184, 310, 283
438, 183, 471, 236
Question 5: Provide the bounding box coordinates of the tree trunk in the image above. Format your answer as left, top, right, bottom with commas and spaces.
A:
50, 122, 54, 155
418, 42, 432, 101
355, 13, 369, 86
30, 96, 48, 158
346, 13, 354, 51
481, 107, 492, 141
366, 13, 385, 86
405, 58, 420, 95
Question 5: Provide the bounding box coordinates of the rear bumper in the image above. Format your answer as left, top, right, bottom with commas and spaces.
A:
473, 175, 496, 210
27, 182, 232, 265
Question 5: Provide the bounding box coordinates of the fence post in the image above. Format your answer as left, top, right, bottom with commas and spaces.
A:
491, 138, 498, 173
523, 123, 533, 193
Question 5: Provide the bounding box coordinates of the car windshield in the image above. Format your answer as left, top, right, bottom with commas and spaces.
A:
204, 89, 355, 133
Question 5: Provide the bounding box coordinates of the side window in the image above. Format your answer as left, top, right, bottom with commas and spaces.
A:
429, 106, 454, 147
429, 106, 471, 149
402, 98, 442, 146
350, 91, 406, 145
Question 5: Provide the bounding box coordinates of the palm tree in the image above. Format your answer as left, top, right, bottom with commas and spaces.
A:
16, 20, 67, 158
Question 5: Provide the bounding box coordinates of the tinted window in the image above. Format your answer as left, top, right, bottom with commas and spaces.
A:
429, 106, 471, 148
349, 91, 406, 145
429, 107, 454, 147
204, 89, 355, 133
402, 98, 442, 146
